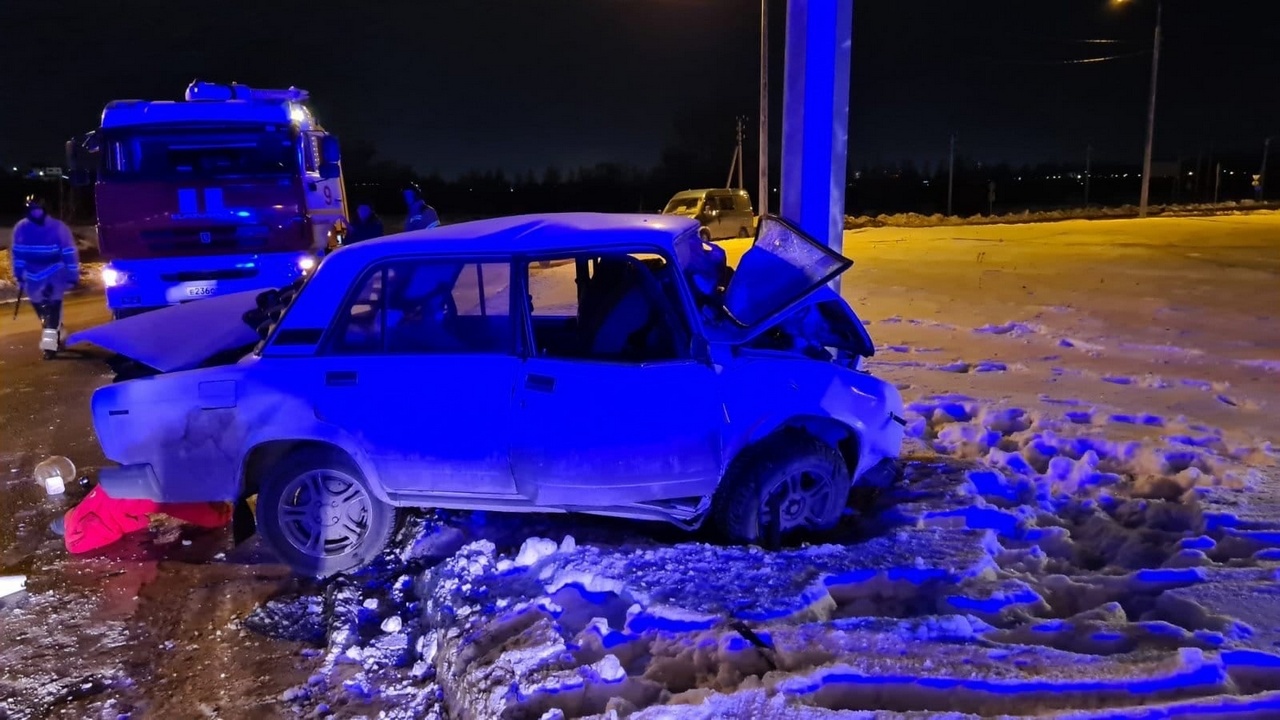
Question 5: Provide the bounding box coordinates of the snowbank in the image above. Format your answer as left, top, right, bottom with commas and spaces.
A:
844, 202, 1279, 230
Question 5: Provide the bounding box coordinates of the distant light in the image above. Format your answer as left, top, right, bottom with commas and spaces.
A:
234, 210, 252, 218
298, 256, 317, 271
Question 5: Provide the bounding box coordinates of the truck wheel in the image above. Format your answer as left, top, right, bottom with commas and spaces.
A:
714, 431, 850, 546
256, 446, 395, 578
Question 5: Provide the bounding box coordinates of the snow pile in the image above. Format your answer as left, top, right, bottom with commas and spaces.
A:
903, 395, 1268, 503
843, 203, 1279, 230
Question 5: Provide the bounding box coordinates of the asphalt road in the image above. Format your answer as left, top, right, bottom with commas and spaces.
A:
0, 289, 314, 719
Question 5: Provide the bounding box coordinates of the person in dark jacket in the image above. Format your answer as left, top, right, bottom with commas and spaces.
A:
9, 194, 79, 359
344, 203, 384, 245
403, 183, 440, 231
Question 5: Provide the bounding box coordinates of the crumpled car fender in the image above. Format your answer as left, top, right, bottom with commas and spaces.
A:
235, 404, 392, 505
718, 360, 903, 479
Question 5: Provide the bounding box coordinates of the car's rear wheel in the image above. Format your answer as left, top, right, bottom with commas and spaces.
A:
737, 226, 751, 238
714, 431, 850, 546
698, 227, 712, 242
256, 447, 394, 578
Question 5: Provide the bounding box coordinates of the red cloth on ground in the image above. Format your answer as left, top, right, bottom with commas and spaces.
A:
63, 485, 233, 554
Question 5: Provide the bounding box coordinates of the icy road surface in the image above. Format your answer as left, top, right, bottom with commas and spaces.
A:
1, 212, 1278, 719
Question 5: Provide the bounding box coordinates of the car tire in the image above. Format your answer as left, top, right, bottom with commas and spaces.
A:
698, 227, 712, 242
714, 431, 850, 546
256, 446, 395, 578
737, 226, 750, 238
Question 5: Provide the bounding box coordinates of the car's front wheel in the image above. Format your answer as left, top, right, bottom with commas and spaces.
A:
714, 432, 851, 546
256, 447, 395, 578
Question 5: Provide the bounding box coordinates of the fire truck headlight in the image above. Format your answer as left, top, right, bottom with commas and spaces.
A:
298, 256, 317, 272
101, 266, 125, 288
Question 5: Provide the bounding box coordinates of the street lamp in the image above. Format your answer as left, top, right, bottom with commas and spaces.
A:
1114, 0, 1163, 217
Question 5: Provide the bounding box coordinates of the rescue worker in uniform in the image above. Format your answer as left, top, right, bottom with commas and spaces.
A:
403, 183, 441, 231
344, 202, 385, 244
9, 194, 79, 359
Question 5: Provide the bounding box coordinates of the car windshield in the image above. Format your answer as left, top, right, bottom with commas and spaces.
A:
664, 196, 701, 214
104, 125, 299, 181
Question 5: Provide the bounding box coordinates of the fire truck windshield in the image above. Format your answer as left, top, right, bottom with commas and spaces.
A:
103, 125, 299, 181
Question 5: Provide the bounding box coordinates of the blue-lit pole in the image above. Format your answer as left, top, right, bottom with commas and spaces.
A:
780, 0, 854, 293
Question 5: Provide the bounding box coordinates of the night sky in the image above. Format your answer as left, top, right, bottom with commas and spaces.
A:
2, 0, 1277, 177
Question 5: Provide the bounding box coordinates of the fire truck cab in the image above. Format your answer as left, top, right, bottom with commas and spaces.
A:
67, 81, 348, 318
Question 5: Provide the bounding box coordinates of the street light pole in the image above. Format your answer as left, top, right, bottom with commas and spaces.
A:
758, 0, 769, 219
1138, 1, 1162, 217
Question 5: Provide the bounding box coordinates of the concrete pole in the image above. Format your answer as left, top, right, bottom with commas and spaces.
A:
758, 0, 770, 218
781, 0, 854, 292
1138, 1, 1162, 217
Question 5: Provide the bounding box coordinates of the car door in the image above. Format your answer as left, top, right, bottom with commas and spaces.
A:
510, 252, 725, 507
312, 257, 521, 497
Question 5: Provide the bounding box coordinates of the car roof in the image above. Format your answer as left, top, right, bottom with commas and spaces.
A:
332, 213, 700, 259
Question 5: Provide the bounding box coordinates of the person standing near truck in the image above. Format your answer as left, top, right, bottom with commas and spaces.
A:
9, 194, 79, 359
403, 183, 441, 231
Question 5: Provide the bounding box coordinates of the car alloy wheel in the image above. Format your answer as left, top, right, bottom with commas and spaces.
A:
278, 469, 372, 558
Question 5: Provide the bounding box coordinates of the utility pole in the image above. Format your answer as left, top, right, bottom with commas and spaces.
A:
726, 118, 745, 189
1138, 1, 1162, 217
1260, 136, 1272, 200
780, 0, 852, 291
947, 133, 956, 216
758, 0, 769, 218
1084, 144, 1092, 208
1213, 162, 1222, 204
737, 118, 746, 190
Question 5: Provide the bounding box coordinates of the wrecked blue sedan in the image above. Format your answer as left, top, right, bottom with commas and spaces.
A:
72, 213, 903, 576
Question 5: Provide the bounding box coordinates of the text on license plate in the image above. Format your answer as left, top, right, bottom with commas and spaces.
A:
185, 285, 217, 297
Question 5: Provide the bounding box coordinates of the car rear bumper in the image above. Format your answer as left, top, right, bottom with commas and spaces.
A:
98, 463, 164, 501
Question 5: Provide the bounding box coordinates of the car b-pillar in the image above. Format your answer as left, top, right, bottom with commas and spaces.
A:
781, 0, 853, 294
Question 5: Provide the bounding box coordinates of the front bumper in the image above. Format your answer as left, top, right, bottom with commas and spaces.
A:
98, 463, 163, 501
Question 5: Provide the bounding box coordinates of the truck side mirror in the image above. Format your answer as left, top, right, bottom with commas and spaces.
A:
65, 135, 99, 187
318, 135, 342, 179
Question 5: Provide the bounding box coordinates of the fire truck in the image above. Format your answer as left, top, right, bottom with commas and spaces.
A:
67, 81, 348, 318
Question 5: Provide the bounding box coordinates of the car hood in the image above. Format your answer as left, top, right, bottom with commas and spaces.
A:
69, 290, 262, 373
721, 215, 853, 329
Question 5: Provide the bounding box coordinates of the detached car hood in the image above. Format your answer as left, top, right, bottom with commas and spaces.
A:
69, 289, 262, 373
722, 215, 853, 329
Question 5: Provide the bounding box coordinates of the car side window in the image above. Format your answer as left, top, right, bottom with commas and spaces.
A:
328, 259, 514, 355
524, 253, 689, 363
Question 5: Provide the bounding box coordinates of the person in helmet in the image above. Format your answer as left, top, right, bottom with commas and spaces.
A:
403, 183, 441, 231
9, 195, 80, 359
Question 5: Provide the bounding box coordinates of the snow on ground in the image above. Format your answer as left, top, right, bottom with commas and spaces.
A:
235, 213, 1280, 719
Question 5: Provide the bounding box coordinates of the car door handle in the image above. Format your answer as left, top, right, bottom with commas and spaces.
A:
525, 374, 556, 393
326, 371, 358, 387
